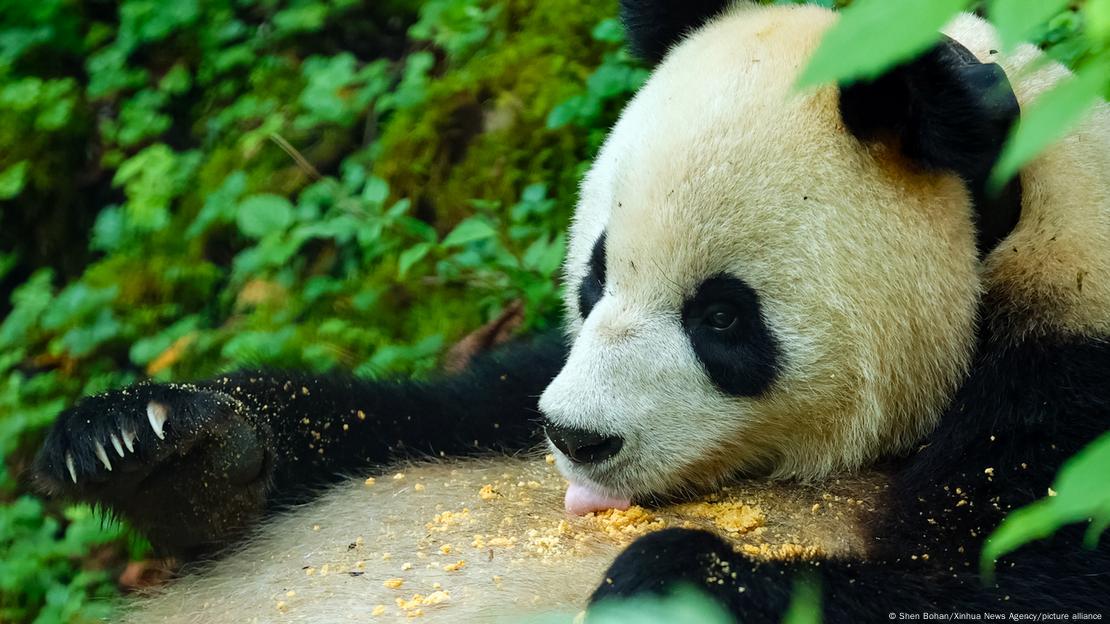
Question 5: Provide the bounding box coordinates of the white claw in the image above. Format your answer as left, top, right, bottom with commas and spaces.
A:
94, 441, 113, 471
66, 452, 77, 484
122, 428, 136, 453
147, 401, 167, 440
109, 433, 125, 457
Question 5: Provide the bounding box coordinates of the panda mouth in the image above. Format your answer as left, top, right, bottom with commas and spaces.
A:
563, 480, 633, 515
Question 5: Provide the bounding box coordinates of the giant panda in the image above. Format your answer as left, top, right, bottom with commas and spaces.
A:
30, 1, 1110, 622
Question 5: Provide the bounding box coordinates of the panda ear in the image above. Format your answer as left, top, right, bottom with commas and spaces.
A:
619, 0, 735, 64
839, 36, 1022, 255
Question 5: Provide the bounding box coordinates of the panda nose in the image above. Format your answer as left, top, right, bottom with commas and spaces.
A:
545, 424, 623, 464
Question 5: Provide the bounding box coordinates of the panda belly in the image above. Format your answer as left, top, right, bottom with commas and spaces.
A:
121, 457, 885, 623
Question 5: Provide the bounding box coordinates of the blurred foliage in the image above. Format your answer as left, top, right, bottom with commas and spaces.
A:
798, 0, 1110, 187
0, 0, 630, 620
0, 0, 1105, 622
981, 431, 1110, 580
586, 586, 737, 624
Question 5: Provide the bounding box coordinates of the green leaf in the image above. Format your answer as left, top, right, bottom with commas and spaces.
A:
989, 59, 1110, 190
588, 586, 735, 624
1087, 0, 1110, 43
989, 0, 1071, 49
158, 63, 192, 95
546, 96, 585, 129
796, 0, 970, 88
0, 160, 29, 199
783, 576, 823, 624
521, 183, 548, 204
442, 216, 497, 247
90, 205, 126, 252
981, 430, 1110, 579
397, 242, 434, 278
187, 171, 248, 238
236, 194, 294, 239
592, 18, 625, 44
362, 176, 390, 205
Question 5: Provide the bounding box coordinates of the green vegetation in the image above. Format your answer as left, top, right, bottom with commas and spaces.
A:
0, 0, 640, 620
0, 0, 1105, 622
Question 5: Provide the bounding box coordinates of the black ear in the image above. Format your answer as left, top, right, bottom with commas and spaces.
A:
840, 36, 1022, 255
619, 0, 733, 64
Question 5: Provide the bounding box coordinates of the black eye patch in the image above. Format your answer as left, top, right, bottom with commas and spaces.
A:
577, 233, 607, 319
681, 275, 780, 397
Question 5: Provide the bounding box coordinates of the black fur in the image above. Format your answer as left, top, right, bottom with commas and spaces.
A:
593, 302, 1110, 619
32, 333, 566, 557
619, 0, 732, 64
578, 233, 608, 319
682, 274, 780, 396
840, 37, 1023, 256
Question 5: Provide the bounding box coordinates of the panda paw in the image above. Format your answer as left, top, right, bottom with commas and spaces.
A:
32, 383, 263, 498
591, 528, 793, 619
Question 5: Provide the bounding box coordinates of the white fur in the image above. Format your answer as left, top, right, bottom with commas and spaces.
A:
122, 458, 880, 623
547, 3, 980, 499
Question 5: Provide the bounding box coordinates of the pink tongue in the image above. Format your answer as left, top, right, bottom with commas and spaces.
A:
564, 482, 632, 515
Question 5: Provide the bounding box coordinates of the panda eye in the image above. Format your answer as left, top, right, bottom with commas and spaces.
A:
704, 303, 739, 331
681, 274, 781, 397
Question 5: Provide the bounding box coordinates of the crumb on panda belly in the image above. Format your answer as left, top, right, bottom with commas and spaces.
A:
121, 457, 885, 623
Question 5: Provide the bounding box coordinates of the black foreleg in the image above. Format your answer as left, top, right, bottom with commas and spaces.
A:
32, 332, 566, 556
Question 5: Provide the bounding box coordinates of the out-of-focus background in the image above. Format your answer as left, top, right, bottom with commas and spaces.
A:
0, 0, 1104, 621
0, 0, 639, 619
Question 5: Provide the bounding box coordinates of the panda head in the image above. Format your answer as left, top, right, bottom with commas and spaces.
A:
539, 2, 1022, 501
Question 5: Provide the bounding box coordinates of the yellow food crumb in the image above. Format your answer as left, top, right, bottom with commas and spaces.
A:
545, 454, 556, 464
357, 410, 366, 420
443, 560, 466, 572
424, 590, 451, 605
1048, 487, 1057, 497
304, 567, 315, 576
478, 484, 499, 500
382, 552, 392, 560
439, 544, 453, 555
383, 578, 404, 589
393, 472, 406, 480
276, 601, 287, 612
364, 477, 376, 486
984, 467, 995, 476
395, 591, 451, 615
342, 423, 349, 431
426, 509, 471, 532
371, 605, 387, 617
672, 501, 765, 534
414, 483, 426, 492
285, 590, 296, 598
312, 524, 320, 531
401, 562, 413, 571
586, 506, 666, 541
